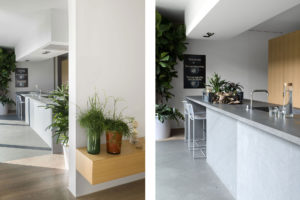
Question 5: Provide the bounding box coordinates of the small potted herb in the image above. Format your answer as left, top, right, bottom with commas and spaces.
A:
104, 98, 133, 154
78, 94, 106, 154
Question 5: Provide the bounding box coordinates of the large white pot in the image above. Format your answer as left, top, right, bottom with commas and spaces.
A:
0, 104, 8, 115
155, 116, 171, 140
62, 144, 69, 170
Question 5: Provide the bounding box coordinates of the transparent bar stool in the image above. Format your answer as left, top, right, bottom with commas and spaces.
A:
182, 100, 189, 143
16, 95, 25, 120
183, 101, 206, 146
187, 103, 206, 159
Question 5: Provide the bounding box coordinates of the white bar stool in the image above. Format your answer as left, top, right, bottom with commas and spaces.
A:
187, 103, 206, 159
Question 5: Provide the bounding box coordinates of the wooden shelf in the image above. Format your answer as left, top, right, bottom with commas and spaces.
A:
76, 138, 145, 185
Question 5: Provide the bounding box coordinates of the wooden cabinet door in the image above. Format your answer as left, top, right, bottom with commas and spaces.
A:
268, 30, 300, 108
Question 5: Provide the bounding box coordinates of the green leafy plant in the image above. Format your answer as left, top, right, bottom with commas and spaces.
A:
156, 11, 187, 103
78, 93, 106, 137
206, 73, 244, 104
0, 48, 16, 106
155, 11, 186, 124
156, 104, 184, 124
224, 82, 243, 95
207, 73, 226, 93
104, 97, 134, 138
44, 85, 69, 145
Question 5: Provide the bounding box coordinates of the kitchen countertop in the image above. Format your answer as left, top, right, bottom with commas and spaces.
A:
21, 93, 54, 105
186, 96, 300, 146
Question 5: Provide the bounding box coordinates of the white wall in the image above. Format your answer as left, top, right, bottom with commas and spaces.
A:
51, 9, 68, 43
168, 31, 281, 128
8, 59, 55, 109
15, 11, 52, 61
69, 0, 145, 197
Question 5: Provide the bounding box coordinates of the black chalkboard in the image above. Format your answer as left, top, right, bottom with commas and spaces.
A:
15, 68, 28, 88
184, 54, 206, 88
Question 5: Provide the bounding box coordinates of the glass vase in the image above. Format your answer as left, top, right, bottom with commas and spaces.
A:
87, 130, 100, 154
106, 131, 123, 154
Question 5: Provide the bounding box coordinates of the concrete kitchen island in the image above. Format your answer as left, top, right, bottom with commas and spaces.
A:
186, 96, 300, 200
21, 94, 62, 154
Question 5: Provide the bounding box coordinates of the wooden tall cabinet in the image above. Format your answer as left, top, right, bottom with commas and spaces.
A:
268, 30, 300, 108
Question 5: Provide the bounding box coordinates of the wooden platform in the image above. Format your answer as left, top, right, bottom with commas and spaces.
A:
76, 138, 145, 185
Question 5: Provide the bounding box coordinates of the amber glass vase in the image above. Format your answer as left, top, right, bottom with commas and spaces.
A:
106, 131, 122, 154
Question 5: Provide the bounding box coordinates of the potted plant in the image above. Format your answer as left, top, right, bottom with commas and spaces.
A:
224, 82, 244, 103
155, 104, 184, 140
104, 97, 133, 154
44, 85, 69, 169
206, 73, 244, 104
155, 11, 186, 139
206, 73, 226, 102
79, 94, 106, 154
0, 48, 16, 115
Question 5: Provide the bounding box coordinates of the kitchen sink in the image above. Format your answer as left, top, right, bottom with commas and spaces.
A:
253, 106, 270, 112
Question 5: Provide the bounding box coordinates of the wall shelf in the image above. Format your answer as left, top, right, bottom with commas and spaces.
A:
76, 138, 145, 185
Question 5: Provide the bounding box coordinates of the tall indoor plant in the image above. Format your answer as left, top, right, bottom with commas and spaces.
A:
44, 85, 69, 169
155, 11, 186, 139
104, 97, 133, 154
79, 93, 106, 154
0, 48, 16, 115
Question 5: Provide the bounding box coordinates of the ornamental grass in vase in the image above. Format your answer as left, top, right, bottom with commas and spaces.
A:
79, 94, 106, 154
104, 98, 133, 154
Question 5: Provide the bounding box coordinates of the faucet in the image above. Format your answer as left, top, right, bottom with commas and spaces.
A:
282, 83, 293, 117
250, 89, 269, 109
35, 85, 42, 98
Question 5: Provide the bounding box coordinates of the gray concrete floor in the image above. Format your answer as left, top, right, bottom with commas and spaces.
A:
0, 118, 51, 162
156, 140, 234, 200
0, 113, 19, 121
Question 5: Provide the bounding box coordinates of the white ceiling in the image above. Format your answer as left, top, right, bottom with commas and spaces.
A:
157, 0, 300, 39
0, 0, 67, 48
251, 3, 300, 34
186, 0, 300, 39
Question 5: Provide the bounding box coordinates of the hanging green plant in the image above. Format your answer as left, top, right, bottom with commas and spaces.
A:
0, 48, 16, 106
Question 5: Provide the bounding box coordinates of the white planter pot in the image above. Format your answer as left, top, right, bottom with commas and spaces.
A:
155, 116, 171, 140
62, 144, 69, 170
0, 104, 8, 115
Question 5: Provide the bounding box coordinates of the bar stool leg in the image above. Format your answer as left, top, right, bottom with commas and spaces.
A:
193, 120, 195, 157
184, 114, 188, 142
188, 116, 191, 149
17, 102, 20, 119
202, 120, 205, 140
20, 104, 23, 121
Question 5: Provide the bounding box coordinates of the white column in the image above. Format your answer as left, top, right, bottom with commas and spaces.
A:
68, 0, 145, 197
